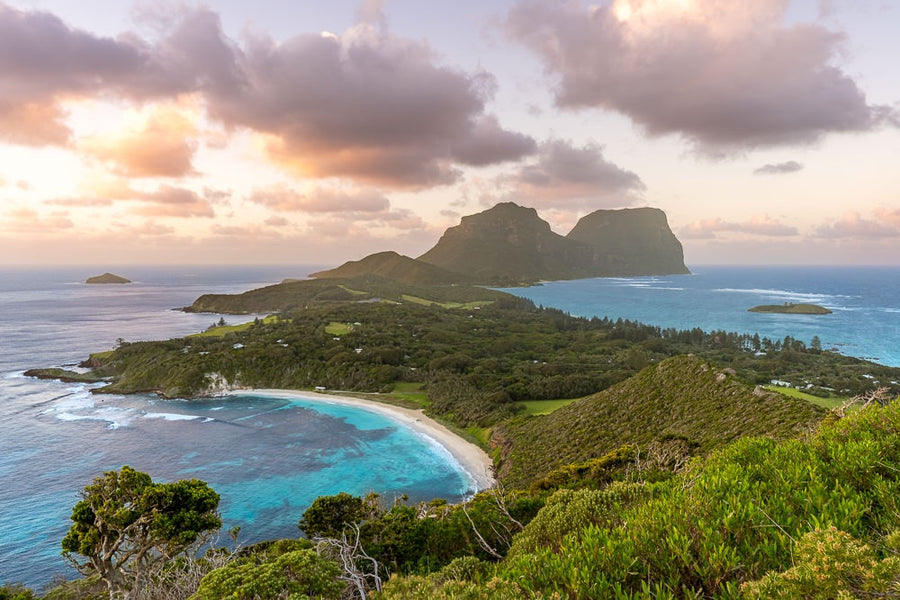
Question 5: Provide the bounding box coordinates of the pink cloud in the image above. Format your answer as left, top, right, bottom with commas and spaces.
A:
813, 212, 900, 239
0, 4, 536, 186
264, 216, 289, 227
210, 223, 280, 238
248, 185, 390, 213
80, 105, 199, 178
45, 197, 115, 207
1, 206, 74, 233
494, 139, 644, 209
875, 207, 900, 228
122, 221, 176, 237
46, 181, 216, 218
680, 215, 799, 239
211, 22, 535, 187
0, 101, 72, 147
248, 183, 426, 233
506, 0, 895, 151
131, 186, 215, 218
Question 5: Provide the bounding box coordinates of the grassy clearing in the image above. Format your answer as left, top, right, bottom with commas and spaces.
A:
189, 315, 278, 338
400, 294, 493, 309
386, 382, 428, 407
517, 398, 580, 416
325, 322, 352, 336
338, 284, 369, 296
764, 385, 847, 410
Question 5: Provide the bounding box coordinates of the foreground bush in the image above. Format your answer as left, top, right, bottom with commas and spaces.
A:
498, 401, 900, 597
742, 527, 900, 599
379, 401, 900, 598
190, 549, 342, 600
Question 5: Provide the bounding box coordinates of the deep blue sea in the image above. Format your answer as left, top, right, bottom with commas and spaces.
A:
498, 265, 900, 367
1, 265, 898, 589
0, 266, 476, 590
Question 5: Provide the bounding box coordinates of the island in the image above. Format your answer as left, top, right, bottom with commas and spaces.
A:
22, 236, 900, 600
86, 272, 131, 284
748, 302, 832, 315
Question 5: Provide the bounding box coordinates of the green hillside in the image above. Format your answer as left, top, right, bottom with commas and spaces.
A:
310, 251, 472, 285
185, 274, 504, 314
492, 354, 826, 488
378, 401, 900, 599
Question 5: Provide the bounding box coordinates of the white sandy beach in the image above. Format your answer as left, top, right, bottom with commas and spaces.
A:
222, 389, 496, 493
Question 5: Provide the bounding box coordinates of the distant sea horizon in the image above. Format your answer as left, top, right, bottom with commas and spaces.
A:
1, 263, 898, 589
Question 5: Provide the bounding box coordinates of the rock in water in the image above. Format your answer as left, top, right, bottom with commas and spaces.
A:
86, 272, 131, 284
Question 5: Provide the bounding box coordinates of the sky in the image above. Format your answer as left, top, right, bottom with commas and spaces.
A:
0, 0, 897, 267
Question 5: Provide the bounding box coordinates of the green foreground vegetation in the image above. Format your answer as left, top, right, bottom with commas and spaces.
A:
12, 274, 900, 599
8, 399, 900, 599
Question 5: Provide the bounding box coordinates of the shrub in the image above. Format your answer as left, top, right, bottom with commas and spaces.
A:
190, 549, 342, 600
507, 482, 650, 558
742, 527, 900, 599
497, 401, 900, 597
0, 585, 37, 600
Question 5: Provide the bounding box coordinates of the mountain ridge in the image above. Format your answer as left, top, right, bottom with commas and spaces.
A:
318, 202, 689, 286
310, 251, 473, 285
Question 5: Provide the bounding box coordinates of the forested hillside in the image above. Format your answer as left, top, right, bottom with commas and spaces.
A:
47, 281, 899, 421
492, 354, 825, 488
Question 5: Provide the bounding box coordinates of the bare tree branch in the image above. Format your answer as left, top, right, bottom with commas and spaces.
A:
315, 523, 382, 600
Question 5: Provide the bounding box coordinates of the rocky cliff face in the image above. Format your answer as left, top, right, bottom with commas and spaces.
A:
418, 203, 689, 283
566, 207, 690, 276
417, 203, 590, 283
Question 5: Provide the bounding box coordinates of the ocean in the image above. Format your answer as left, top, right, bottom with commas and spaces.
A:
1, 264, 898, 589
0, 266, 475, 589
498, 265, 900, 367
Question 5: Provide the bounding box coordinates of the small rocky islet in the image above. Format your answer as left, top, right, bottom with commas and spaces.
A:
748, 302, 832, 315
86, 272, 132, 284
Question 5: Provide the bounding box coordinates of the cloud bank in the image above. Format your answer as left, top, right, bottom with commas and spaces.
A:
496, 139, 644, 209
814, 210, 900, 239
506, 0, 896, 152
680, 215, 799, 239
0, 4, 536, 188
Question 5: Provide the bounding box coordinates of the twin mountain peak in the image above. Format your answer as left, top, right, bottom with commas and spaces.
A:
313, 202, 689, 285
